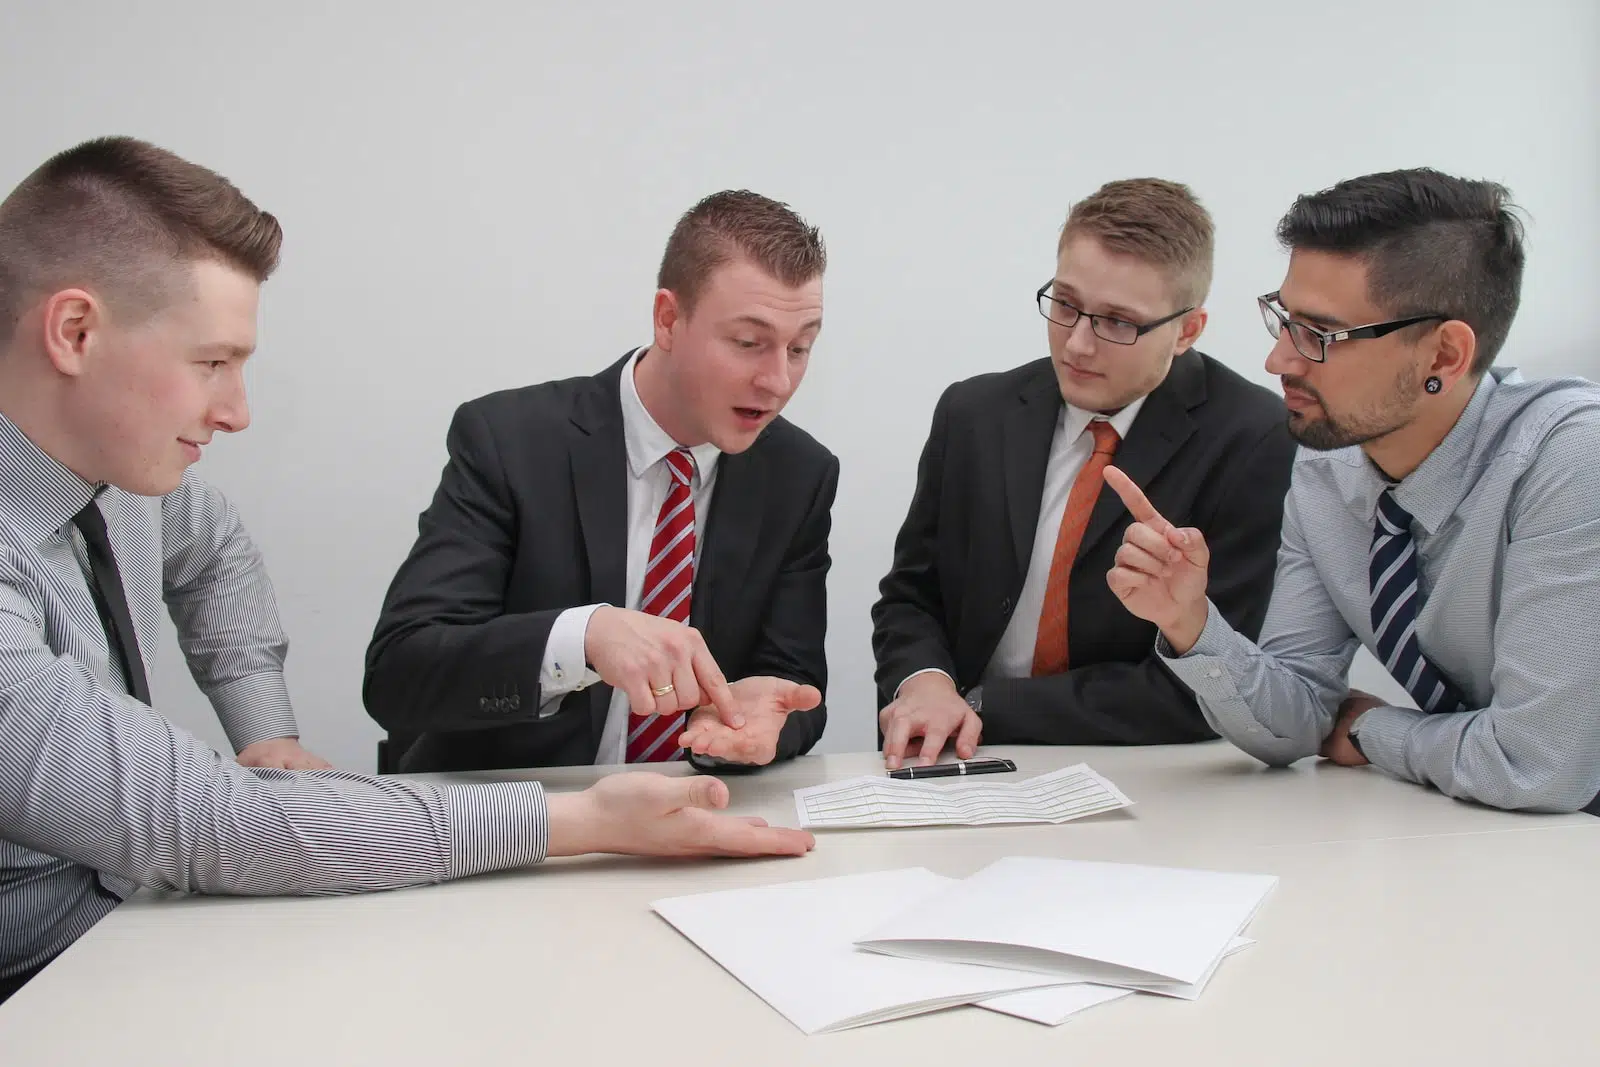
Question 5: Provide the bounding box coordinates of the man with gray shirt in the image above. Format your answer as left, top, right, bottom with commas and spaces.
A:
1103, 167, 1600, 814
0, 136, 812, 1003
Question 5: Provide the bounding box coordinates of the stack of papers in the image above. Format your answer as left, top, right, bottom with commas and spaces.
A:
858, 856, 1277, 999
651, 857, 1276, 1035
793, 763, 1132, 829
651, 868, 1065, 1033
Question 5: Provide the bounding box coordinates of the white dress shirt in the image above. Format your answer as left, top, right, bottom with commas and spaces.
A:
899, 395, 1145, 696
538, 348, 722, 763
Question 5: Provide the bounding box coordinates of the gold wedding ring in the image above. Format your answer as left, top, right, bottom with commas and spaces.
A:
651, 683, 676, 697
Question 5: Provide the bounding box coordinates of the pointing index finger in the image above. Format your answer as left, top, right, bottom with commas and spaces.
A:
1104, 466, 1171, 532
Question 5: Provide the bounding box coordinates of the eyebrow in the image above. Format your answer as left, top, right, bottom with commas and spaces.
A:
1051, 282, 1143, 321
1277, 295, 1351, 330
199, 343, 254, 359
729, 315, 824, 334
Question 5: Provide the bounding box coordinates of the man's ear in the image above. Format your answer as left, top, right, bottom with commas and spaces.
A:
1173, 307, 1208, 355
652, 289, 682, 352
40, 289, 100, 377
1428, 319, 1477, 391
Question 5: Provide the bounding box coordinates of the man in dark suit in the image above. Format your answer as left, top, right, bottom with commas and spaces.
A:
365, 191, 837, 773
872, 178, 1295, 769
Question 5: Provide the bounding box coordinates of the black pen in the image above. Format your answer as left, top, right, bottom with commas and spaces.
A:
887, 757, 1018, 780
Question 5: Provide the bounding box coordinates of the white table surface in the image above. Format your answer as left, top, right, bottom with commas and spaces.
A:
3, 743, 1595, 1065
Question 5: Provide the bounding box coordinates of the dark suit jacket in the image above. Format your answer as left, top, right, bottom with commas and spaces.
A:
871, 350, 1295, 746
364, 354, 838, 772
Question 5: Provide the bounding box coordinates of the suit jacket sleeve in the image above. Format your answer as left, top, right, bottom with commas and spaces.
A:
978, 419, 1297, 745
870, 390, 960, 704
363, 402, 563, 734
714, 453, 839, 769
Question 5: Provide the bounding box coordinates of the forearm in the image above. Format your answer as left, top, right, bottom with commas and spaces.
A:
1354, 701, 1600, 813
1160, 600, 1353, 766
0, 645, 547, 894
363, 608, 564, 733
162, 478, 299, 749
871, 606, 959, 705
979, 657, 1215, 746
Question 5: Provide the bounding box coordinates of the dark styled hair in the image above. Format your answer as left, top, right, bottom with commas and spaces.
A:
0, 135, 281, 343
1276, 168, 1524, 373
657, 190, 825, 314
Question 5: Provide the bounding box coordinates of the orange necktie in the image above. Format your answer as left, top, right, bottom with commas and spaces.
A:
1031, 420, 1121, 677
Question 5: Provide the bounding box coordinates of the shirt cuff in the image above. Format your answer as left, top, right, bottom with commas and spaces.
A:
441, 779, 550, 879
1156, 599, 1243, 706
894, 667, 955, 700
541, 605, 605, 710
1349, 703, 1427, 781
211, 671, 301, 752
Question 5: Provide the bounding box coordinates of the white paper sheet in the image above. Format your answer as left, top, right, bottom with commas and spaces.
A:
856, 856, 1277, 993
976, 937, 1255, 1023
977, 982, 1134, 1025
650, 868, 1072, 1034
793, 763, 1133, 829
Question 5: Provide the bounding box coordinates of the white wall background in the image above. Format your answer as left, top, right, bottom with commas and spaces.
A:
2, 1, 1595, 770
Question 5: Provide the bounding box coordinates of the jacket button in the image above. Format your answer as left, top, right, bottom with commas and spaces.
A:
1001, 597, 1013, 614
479, 697, 489, 710
509, 694, 521, 711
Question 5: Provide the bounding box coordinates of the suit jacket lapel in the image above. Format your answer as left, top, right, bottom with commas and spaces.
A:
569, 359, 631, 740
694, 444, 765, 640
1003, 363, 1065, 579
1076, 350, 1205, 563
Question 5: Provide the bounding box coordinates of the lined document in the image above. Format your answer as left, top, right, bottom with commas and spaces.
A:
793, 764, 1132, 829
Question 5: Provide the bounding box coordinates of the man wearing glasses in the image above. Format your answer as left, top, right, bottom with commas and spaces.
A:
1107, 168, 1600, 814
871, 178, 1295, 769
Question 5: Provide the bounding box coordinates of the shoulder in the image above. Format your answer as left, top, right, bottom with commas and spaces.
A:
455, 373, 601, 429
1490, 373, 1600, 533
911, 359, 1056, 435
1188, 350, 1286, 429
750, 414, 838, 482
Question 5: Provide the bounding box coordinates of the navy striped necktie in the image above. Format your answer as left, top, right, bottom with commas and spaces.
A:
1369, 489, 1466, 714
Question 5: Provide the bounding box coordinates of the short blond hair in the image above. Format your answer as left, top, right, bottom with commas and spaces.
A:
1059, 178, 1214, 307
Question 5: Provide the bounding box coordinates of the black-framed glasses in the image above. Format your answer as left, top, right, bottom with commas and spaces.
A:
1035, 284, 1193, 346
1258, 291, 1447, 363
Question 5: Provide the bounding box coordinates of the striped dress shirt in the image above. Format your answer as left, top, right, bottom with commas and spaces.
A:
0, 413, 548, 980
1161, 368, 1600, 813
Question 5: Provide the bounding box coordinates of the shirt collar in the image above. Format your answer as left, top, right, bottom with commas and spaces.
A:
1060, 393, 1148, 443
0, 411, 100, 548
618, 347, 721, 484
1327, 370, 1502, 534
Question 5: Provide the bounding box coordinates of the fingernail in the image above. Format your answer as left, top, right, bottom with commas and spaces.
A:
733, 715, 746, 728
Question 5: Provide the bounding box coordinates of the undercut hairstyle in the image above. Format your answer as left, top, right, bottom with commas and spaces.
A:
1060, 178, 1215, 308
656, 190, 826, 314
0, 135, 281, 344
1275, 167, 1524, 374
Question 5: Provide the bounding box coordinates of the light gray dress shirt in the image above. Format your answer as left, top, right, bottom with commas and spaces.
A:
0, 413, 548, 979
1161, 368, 1600, 813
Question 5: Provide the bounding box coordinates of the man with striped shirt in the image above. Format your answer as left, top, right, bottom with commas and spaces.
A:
0, 138, 813, 1003
1104, 167, 1600, 814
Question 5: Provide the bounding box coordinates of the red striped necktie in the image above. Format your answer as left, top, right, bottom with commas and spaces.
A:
626, 447, 697, 762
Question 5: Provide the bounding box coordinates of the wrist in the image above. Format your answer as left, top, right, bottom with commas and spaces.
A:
899, 670, 960, 701
1160, 600, 1210, 656
545, 789, 607, 858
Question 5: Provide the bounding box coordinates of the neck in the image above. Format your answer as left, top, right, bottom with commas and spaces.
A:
631, 345, 703, 448
0, 357, 82, 480
1361, 378, 1477, 481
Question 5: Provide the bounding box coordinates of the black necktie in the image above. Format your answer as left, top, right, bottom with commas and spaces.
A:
72, 498, 151, 705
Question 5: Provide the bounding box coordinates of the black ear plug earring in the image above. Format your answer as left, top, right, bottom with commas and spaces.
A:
1425, 376, 1442, 394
